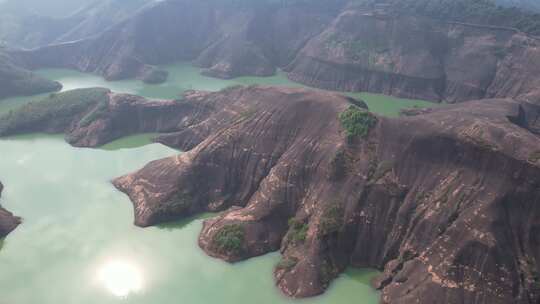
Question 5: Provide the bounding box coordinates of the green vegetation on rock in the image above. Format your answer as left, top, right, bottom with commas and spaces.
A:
0, 53, 61, 99
287, 218, 309, 243
339, 106, 378, 140
319, 204, 344, 236
213, 224, 245, 254
328, 149, 348, 181
0, 88, 109, 135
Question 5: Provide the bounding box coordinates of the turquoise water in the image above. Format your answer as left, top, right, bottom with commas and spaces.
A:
0, 62, 397, 303
0, 134, 380, 303
0, 62, 436, 117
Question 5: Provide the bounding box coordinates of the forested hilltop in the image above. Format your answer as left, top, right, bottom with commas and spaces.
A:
0, 49, 61, 99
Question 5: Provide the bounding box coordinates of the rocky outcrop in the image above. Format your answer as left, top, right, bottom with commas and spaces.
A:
0, 87, 219, 147
113, 86, 540, 304
0, 182, 21, 238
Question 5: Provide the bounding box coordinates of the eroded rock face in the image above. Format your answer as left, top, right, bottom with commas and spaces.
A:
113, 86, 540, 304
0, 182, 21, 238
285, 7, 540, 103
0, 88, 218, 147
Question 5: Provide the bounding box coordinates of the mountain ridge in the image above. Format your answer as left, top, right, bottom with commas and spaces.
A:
8, 0, 540, 103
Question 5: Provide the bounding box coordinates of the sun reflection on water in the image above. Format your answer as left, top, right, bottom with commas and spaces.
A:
97, 259, 144, 298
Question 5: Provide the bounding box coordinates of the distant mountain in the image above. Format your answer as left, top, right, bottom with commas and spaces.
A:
0, 0, 96, 17
496, 0, 540, 12
0, 0, 153, 49
12, 0, 540, 103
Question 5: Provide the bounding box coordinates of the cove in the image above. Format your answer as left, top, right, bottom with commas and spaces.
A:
0, 134, 380, 303
0, 62, 437, 117
0, 62, 414, 303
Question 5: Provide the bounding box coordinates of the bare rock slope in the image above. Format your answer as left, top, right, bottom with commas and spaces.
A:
113, 86, 540, 304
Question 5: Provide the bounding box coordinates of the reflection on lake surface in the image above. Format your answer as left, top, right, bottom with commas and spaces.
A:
0, 135, 380, 303
97, 259, 144, 298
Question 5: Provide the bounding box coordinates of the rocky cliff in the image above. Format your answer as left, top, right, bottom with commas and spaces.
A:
0, 182, 21, 238
9, 0, 540, 103
285, 7, 540, 103
0, 87, 218, 147
112, 86, 540, 304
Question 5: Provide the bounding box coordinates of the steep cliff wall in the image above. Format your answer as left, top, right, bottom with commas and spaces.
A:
112, 86, 540, 304
286, 8, 540, 103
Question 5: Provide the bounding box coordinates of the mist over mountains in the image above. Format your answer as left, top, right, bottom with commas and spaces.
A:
1, 1, 540, 304
496, 0, 540, 11
0, 0, 155, 48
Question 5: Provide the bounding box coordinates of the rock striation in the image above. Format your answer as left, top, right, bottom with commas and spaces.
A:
285, 7, 540, 103
0, 182, 21, 238
112, 85, 540, 304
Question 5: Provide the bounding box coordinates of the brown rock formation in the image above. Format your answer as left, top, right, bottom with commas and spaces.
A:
0, 88, 219, 147
0, 182, 21, 238
113, 86, 540, 304
285, 7, 540, 103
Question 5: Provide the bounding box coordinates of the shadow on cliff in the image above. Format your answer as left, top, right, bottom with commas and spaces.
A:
155, 213, 215, 232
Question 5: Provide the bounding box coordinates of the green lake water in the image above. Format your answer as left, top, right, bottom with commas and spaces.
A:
0, 62, 430, 303
0, 62, 436, 117
0, 134, 380, 303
